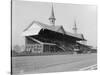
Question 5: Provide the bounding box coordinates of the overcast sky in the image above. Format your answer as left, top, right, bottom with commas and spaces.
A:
12, 0, 97, 47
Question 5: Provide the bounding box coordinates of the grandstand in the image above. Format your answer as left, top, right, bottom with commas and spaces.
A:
22, 5, 91, 54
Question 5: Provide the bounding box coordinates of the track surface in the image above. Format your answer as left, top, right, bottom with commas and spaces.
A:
12, 53, 97, 75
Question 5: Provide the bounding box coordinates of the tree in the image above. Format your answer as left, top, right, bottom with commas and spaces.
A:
13, 45, 21, 53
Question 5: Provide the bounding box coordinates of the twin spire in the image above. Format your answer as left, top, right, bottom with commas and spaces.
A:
49, 4, 78, 35
49, 4, 56, 26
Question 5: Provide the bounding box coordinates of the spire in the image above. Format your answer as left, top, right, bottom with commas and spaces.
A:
49, 4, 56, 26
72, 19, 77, 34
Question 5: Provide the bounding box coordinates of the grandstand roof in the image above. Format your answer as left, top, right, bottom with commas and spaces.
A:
22, 20, 85, 40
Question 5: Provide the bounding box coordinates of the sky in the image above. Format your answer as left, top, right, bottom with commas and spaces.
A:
12, 0, 97, 47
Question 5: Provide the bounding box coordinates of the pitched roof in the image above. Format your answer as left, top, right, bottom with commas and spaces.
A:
23, 20, 85, 40
23, 20, 64, 35
65, 31, 85, 40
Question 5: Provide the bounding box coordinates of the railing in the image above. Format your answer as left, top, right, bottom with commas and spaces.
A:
12, 51, 73, 57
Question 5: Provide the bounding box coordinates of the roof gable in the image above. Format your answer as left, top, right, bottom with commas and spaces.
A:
23, 21, 42, 36
23, 20, 62, 36
57, 26, 66, 34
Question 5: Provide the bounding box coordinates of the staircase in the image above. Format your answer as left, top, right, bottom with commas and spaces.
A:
56, 43, 71, 52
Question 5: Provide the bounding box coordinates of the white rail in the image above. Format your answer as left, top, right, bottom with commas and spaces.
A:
79, 64, 97, 71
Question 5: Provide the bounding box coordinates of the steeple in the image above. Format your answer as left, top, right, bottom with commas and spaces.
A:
49, 4, 56, 26
72, 19, 77, 34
